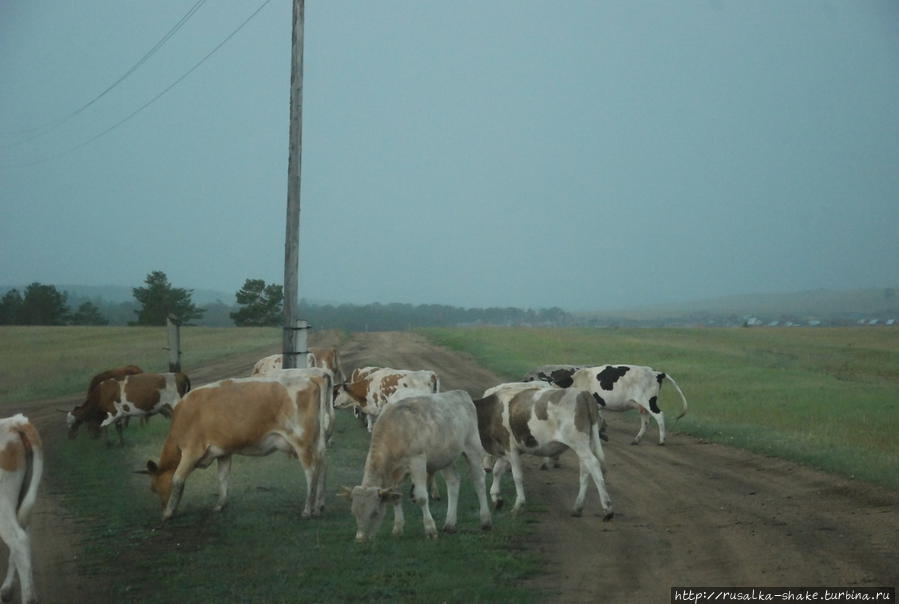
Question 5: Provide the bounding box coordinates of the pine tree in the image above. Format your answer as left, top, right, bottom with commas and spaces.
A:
70, 301, 109, 325
0, 289, 23, 325
132, 271, 205, 325
19, 283, 70, 325
230, 279, 283, 327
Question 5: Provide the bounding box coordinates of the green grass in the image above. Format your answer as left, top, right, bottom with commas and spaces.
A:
0, 326, 280, 405
420, 326, 899, 491
53, 411, 539, 603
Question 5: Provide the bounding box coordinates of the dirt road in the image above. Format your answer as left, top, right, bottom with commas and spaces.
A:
11, 331, 899, 603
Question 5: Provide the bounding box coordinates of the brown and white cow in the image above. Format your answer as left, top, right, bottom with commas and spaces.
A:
474, 384, 613, 520
94, 372, 191, 429
250, 348, 345, 383
345, 390, 492, 542
143, 373, 331, 521
334, 367, 440, 432
524, 364, 688, 445
66, 365, 144, 443
0, 415, 43, 604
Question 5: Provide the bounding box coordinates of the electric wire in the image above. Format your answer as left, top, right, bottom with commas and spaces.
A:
1, 0, 207, 143
2, 0, 273, 170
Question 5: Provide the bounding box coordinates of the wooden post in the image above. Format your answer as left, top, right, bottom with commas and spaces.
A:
283, 0, 306, 369
166, 314, 182, 373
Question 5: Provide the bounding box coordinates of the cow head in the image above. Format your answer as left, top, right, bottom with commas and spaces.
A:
144, 459, 174, 512
349, 485, 401, 542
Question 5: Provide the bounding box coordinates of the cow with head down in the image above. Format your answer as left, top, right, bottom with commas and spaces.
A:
67, 372, 190, 446
142, 372, 331, 521
66, 365, 143, 444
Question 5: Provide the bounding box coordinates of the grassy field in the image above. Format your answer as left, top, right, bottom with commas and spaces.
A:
421, 326, 899, 491
0, 325, 280, 404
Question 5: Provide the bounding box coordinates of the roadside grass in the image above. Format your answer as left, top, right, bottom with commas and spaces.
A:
53, 410, 539, 603
421, 326, 899, 491
0, 326, 280, 405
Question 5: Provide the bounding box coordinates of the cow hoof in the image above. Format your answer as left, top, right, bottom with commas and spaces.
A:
481, 522, 493, 531
1, 586, 12, 601
603, 511, 614, 522
301, 510, 311, 519
511, 506, 524, 517
392, 528, 404, 537
658, 442, 666, 446
539, 464, 549, 471
213, 505, 224, 513
492, 498, 504, 511
570, 508, 583, 518
630, 440, 640, 446
426, 531, 439, 540
443, 525, 457, 534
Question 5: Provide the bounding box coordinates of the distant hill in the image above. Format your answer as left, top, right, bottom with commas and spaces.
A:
577, 286, 899, 326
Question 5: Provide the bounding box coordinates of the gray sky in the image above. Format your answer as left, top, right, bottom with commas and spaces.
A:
2, 1, 897, 311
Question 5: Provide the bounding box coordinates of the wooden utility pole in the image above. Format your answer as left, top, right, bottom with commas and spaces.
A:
166, 314, 182, 373
283, 0, 307, 369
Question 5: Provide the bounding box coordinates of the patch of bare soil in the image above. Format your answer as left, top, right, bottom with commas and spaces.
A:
7, 331, 898, 603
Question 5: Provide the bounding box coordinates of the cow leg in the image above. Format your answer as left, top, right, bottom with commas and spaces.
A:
652, 410, 667, 445
314, 453, 328, 515
391, 497, 405, 536
409, 456, 438, 539
441, 465, 460, 533
489, 457, 509, 509
115, 419, 126, 447
0, 520, 35, 604
213, 455, 232, 512
571, 444, 614, 520
428, 471, 441, 501
632, 407, 650, 445
463, 449, 492, 530
507, 448, 527, 515
162, 452, 198, 521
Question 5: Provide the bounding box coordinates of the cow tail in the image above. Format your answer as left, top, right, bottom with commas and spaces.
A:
319, 371, 333, 448
15, 419, 44, 527
663, 373, 689, 420
580, 392, 605, 466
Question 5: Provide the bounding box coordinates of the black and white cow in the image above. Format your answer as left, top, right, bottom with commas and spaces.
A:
523, 364, 688, 445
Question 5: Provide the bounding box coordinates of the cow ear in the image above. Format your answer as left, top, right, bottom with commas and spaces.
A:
378, 489, 402, 503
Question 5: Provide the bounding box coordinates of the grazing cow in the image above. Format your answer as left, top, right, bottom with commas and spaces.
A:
95, 372, 191, 429
0, 415, 43, 604
250, 348, 345, 383
143, 374, 331, 521
334, 367, 440, 431
474, 384, 613, 520
345, 390, 492, 541
525, 364, 687, 445
66, 365, 143, 443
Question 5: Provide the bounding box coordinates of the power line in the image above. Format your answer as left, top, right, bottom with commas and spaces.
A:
1, 0, 207, 144
2, 0, 273, 170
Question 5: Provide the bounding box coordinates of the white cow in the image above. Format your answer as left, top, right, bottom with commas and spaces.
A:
474, 384, 613, 520
0, 415, 43, 604
345, 390, 492, 541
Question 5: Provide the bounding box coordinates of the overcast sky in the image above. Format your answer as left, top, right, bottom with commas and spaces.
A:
1, 1, 897, 311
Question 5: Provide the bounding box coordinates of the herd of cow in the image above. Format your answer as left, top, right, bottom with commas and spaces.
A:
0, 346, 688, 604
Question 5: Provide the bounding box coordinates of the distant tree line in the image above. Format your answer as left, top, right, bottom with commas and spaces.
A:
0, 274, 576, 330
